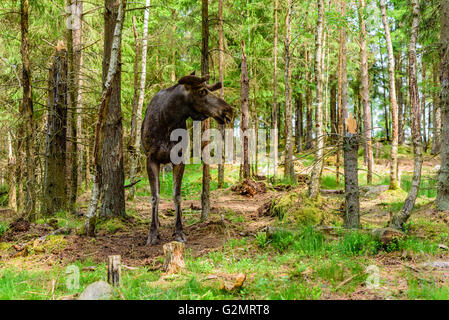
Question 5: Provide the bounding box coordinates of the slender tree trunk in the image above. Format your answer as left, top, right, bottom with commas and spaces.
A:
272, 0, 279, 177
42, 48, 68, 216
295, 92, 303, 152
284, 0, 296, 183
201, 0, 210, 221
85, 0, 126, 235
309, 0, 325, 199
67, 0, 78, 211
397, 52, 405, 145
7, 132, 16, 211
218, 0, 225, 188
422, 62, 428, 152
432, 60, 441, 155
20, 0, 36, 221
73, 0, 84, 192
390, 0, 422, 228
360, 0, 374, 184
241, 40, 250, 179
129, 0, 150, 200
380, 0, 399, 189
305, 48, 313, 150
330, 74, 337, 143
437, 0, 449, 211
128, 16, 140, 200
100, 0, 126, 218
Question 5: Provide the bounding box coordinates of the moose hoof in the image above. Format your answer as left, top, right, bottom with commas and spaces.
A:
174, 231, 187, 243
146, 232, 160, 246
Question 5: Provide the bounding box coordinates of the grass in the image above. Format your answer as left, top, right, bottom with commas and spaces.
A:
401, 174, 438, 198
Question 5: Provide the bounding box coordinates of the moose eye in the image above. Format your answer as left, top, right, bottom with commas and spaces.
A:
199, 89, 207, 96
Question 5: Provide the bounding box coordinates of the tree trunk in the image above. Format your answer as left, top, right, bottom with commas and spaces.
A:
241, 40, 250, 179
390, 0, 422, 229
100, 0, 126, 218
380, 0, 399, 190
295, 92, 303, 152
437, 0, 449, 211
272, 0, 279, 177
42, 48, 68, 216
422, 62, 428, 152
305, 48, 313, 151
20, 0, 36, 221
7, 132, 17, 211
284, 0, 296, 183
309, 0, 325, 199
359, 0, 374, 185
218, 0, 225, 188
129, 0, 150, 200
397, 52, 405, 145
330, 74, 337, 144
67, 0, 78, 212
201, 0, 210, 221
85, 0, 126, 236
343, 114, 360, 229
432, 60, 441, 155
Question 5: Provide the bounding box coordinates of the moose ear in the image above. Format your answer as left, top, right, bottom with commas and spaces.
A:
190, 71, 196, 76
178, 74, 210, 86
207, 82, 222, 92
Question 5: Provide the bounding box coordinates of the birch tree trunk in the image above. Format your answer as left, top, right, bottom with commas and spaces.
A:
359, 0, 374, 185
129, 0, 150, 200
305, 48, 313, 150
390, 0, 422, 229
7, 132, 16, 211
85, 0, 126, 235
309, 0, 325, 199
380, 0, 399, 190
397, 52, 405, 146
437, 0, 449, 211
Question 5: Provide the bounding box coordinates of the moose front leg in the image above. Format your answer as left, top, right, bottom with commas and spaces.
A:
146, 160, 161, 245
173, 163, 186, 243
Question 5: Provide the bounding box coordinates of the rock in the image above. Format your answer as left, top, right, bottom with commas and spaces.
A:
421, 261, 449, 269
78, 281, 113, 300
360, 185, 389, 197
372, 227, 405, 245
219, 273, 246, 291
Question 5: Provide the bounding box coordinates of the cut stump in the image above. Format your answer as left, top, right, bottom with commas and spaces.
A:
107, 255, 121, 287
163, 241, 186, 274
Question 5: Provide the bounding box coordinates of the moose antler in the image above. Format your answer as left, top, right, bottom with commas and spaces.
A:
178, 74, 210, 86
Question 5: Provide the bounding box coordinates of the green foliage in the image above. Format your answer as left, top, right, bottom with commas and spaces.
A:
0, 220, 8, 237
0, 184, 8, 207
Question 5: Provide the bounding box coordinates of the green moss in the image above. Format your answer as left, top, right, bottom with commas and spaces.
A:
271, 191, 328, 225
97, 218, 126, 234
0, 242, 12, 252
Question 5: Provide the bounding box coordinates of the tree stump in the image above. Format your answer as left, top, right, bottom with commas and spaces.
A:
372, 228, 405, 245
107, 255, 121, 287
163, 241, 185, 274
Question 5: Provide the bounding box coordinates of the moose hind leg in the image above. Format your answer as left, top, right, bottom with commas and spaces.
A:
146, 160, 161, 245
173, 163, 186, 243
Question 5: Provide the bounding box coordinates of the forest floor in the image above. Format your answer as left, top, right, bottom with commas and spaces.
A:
1, 144, 449, 300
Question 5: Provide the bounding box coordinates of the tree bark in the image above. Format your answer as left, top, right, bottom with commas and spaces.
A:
42, 48, 68, 216
201, 0, 210, 221
20, 0, 36, 220
422, 62, 428, 152
99, 0, 126, 218
397, 52, 405, 145
129, 0, 150, 200
380, 0, 399, 190
437, 0, 449, 211
359, 0, 374, 185
390, 0, 422, 228
284, 0, 296, 183
241, 40, 250, 179
7, 132, 16, 211
272, 0, 279, 177
432, 60, 441, 155
295, 92, 303, 152
309, 0, 325, 199
218, 0, 225, 188
85, 0, 126, 235
305, 48, 313, 151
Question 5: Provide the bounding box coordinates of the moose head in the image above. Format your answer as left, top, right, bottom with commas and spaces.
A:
178, 73, 233, 125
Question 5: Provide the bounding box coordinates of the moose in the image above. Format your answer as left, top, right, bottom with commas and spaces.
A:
141, 73, 233, 245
